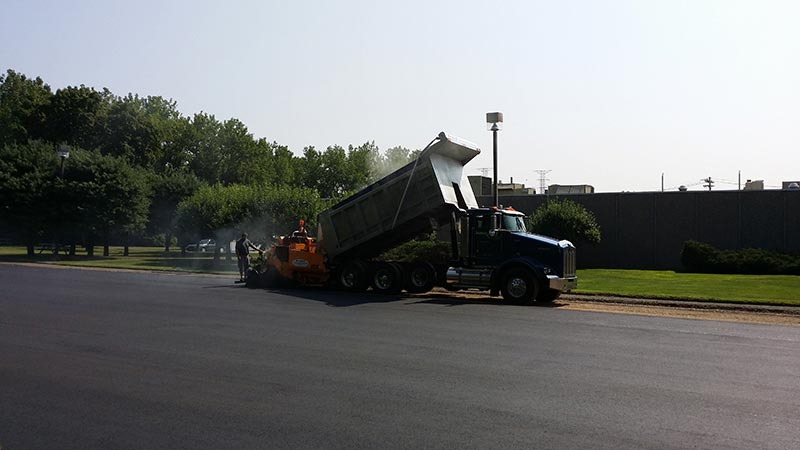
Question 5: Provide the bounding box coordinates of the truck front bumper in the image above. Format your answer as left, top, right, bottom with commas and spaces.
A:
547, 275, 577, 292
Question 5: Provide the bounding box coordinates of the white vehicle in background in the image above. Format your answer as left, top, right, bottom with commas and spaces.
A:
185, 239, 218, 253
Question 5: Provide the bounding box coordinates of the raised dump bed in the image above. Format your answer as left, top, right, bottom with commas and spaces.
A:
316, 132, 480, 264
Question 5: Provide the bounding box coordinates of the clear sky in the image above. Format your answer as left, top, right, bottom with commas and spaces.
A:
3, 0, 798, 192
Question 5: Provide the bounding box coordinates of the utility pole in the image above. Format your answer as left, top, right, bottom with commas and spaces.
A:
703, 176, 714, 191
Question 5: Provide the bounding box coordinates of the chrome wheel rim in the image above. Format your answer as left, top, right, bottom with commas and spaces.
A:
374, 270, 391, 290
411, 269, 426, 287
341, 270, 356, 288
507, 277, 527, 298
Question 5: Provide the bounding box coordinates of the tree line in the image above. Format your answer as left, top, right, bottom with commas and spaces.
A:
0, 69, 419, 255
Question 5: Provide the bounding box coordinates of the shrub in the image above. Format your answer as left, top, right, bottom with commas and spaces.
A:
680, 241, 719, 272
681, 240, 800, 275
528, 199, 601, 244
379, 232, 451, 264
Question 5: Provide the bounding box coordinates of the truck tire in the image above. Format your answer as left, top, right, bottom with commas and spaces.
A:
404, 262, 436, 293
537, 288, 561, 303
370, 262, 403, 294
500, 268, 539, 305
337, 261, 369, 291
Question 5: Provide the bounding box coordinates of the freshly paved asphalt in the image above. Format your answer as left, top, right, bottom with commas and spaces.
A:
1, 264, 798, 450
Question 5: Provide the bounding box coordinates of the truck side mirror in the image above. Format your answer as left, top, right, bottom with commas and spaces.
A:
488, 214, 500, 238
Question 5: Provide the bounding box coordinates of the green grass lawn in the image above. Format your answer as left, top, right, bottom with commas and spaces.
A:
575, 269, 800, 306
0, 245, 239, 274
2, 246, 799, 306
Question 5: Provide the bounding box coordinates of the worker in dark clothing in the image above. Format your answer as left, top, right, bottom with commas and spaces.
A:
291, 220, 308, 239
235, 233, 260, 282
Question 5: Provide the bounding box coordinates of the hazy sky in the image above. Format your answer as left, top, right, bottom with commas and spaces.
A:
3, 0, 798, 192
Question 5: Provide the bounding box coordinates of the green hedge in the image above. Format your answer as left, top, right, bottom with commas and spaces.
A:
681, 240, 800, 275
379, 233, 450, 264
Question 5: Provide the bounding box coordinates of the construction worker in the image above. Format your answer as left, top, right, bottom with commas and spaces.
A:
291, 220, 308, 238
235, 232, 260, 282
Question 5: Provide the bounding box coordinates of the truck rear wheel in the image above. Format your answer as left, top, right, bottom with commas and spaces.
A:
500, 268, 539, 305
404, 262, 436, 293
371, 262, 403, 294
337, 261, 368, 291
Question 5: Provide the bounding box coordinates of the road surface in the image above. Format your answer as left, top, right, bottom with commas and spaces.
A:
1, 264, 798, 449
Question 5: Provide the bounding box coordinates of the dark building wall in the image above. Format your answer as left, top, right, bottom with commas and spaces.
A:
786, 193, 800, 251
479, 190, 800, 270
654, 193, 696, 269
695, 192, 739, 250
739, 191, 785, 250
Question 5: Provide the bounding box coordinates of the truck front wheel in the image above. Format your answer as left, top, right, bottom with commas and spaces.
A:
500, 268, 539, 305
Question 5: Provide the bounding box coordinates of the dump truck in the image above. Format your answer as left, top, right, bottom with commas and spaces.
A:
256, 131, 577, 304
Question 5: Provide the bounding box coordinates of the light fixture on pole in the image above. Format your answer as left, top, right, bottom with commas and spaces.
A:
486, 112, 503, 206
56, 144, 70, 178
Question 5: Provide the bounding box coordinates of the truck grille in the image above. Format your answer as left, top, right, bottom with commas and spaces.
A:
563, 246, 576, 277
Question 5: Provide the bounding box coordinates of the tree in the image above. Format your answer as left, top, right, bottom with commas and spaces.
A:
176, 183, 327, 254
140, 95, 190, 173
297, 141, 402, 198
184, 112, 223, 182
368, 145, 418, 182
44, 85, 108, 150
52, 149, 151, 256
258, 139, 300, 186
215, 118, 265, 185
0, 69, 52, 145
298, 145, 354, 199
346, 141, 378, 186
0, 140, 59, 255
0, 142, 151, 256
528, 199, 601, 244
147, 171, 204, 251
101, 94, 161, 168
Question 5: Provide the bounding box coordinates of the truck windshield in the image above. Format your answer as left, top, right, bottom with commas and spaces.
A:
502, 215, 527, 232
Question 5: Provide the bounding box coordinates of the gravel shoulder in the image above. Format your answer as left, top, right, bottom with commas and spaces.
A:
558, 295, 800, 326
419, 289, 800, 326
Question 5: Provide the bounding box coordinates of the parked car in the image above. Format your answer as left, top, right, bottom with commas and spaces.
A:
185, 239, 221, 253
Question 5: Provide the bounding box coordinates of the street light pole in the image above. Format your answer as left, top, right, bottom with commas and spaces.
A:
54, 144, 71, 258
486, 112, 503, 207
56, 144, 70, 178
492, 123, 499, 207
